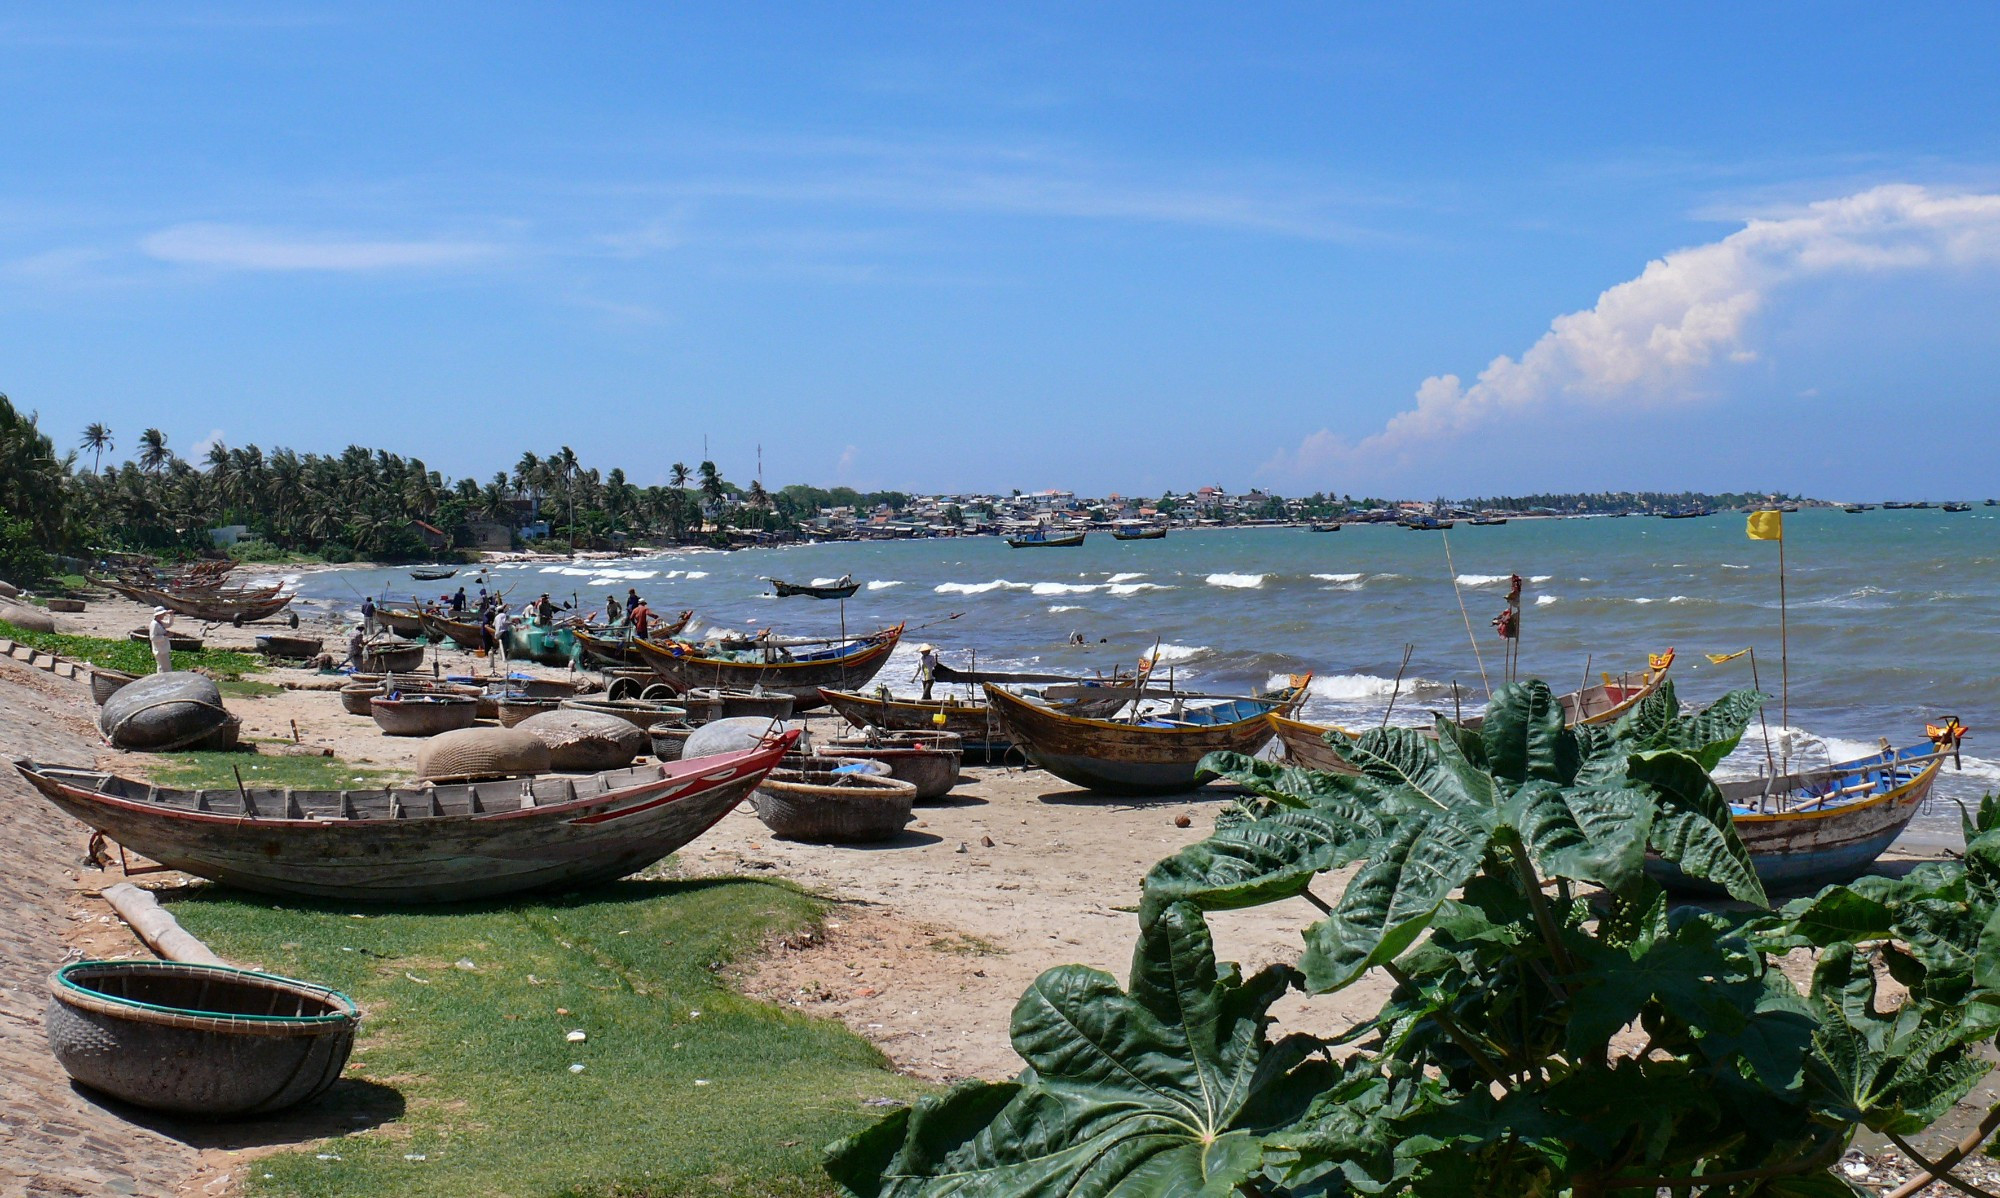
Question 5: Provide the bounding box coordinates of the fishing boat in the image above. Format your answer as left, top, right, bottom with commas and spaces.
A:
1883, 501, 1914, 510
13, 735, 795, 904
569, 611, 697, 666
1006, 530, 1086, 548
105, 579, 297, 626
1400, 515, 1454, 531
419, 609, 488, 649
409, 567, 459, 581
1843, 505, 1868, 514
1658, 507, 1712, 519
372, 604, 428, 638
769, 577, 861, 599
1468, 516, 1509, 526
1308, 522, 1342, 533
984, 676, 1312, 797
1111, 525, 1167, 541
1943, 502, 1972, 513
626, 625, 904, 710
1647, 736, 1954, 894
819, 677, 1142, 763
1271, 655, 1675, 774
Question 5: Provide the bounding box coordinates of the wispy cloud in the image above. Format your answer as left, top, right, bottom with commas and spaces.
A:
1261, 184, 2000, 483
140, 223, 502, 271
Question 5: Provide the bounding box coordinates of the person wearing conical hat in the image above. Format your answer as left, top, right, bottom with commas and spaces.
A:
916, 643, 939, 701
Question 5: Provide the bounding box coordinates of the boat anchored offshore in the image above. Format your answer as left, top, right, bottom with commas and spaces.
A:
768, 576, 862, 599
1006, 529, 1086, 548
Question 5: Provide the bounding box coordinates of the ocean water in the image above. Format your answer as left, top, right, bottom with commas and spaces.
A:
275, 508, 2000, 841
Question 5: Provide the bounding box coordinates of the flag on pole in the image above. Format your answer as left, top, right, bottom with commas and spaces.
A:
1746, 510, 1783, 541
1705, 649, 1751, 665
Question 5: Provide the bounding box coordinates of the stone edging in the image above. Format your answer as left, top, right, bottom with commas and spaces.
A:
0, 637, 88, 683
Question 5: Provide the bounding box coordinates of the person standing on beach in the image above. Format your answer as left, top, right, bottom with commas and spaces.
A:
360, 595, 376, 635
146, 606, 176, 674
493, 602, 512, 667
630, 597, 651, 639
916, 643, 939, 700
344, 623, 366, 670
451, 586, 467, 614
606, 594, 622, 624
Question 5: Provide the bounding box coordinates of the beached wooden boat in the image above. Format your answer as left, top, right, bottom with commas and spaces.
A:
255, 633, 324, 659
89, 666, 137, 706
984, 676, 1311, 797
769, 577, 861, 599
340, 677, 479, 717
419, 610, 488, 649
1648, 740, 1949, 894
372, 604, 428, 638
1006, 530, 1086, 548
1111, 526, 1167, 541
1272, 656, 1674, 773
626, 625, 903, 710
359, 639, 426, 674
409, 567, 459, 581
819, 681, 1138, 763
14, 737, 794, 903
570, 612, 698, 666
105, 578, 296, 626
128, 628, 203, 653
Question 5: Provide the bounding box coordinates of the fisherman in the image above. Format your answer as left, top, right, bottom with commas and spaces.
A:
626, 587, 641, 615
450, 586, 467, 614
360, 595, 376, 635
606, 593, 623, 623
146, 606, 176, 674
479, 607, 498, 657
493, 602, 512, 667
345, 623, 367, 670
535, 593, 557, 625
916, 642, 940, 701
630, 597, 651, 638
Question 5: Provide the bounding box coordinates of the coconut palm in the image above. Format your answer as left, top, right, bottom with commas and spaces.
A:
137, 428, 171, 474
79, 423, 114, 474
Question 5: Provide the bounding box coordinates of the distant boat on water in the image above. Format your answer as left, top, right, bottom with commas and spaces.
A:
1942, 502, 1972, 513
1007, 529, 1086, 548
1111, 524, 1167, 541
1308, 521, 1342, 532
1467, 516, 1509, 526
1400, 514, 1454, 531
1658, 507, 1711, 519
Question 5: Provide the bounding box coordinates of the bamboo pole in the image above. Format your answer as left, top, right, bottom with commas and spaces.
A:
103, 883, 227, 966
1441, 532, 1492, 700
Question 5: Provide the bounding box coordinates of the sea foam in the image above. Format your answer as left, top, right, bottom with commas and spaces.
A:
1206, 573, 1266, 589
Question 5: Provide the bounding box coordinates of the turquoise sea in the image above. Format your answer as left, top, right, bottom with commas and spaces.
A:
279, 508, 2000, 843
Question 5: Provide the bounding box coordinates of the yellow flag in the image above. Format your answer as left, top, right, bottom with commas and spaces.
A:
1705, 649, 1750, 665
1746, 510, 1783, 541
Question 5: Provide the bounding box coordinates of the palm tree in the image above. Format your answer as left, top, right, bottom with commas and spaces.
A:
698, 460, 725, 512
137, 428, 170, 474
79, 423, 113, 474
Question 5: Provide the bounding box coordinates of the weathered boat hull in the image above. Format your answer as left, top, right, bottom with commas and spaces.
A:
627, 626, 902, 710
373, 606, 427, 638
13, 739, 791, 904
420, 611, 488, 649
1648, 746, 1944, 895
770, 579, 861, 599
1006, 532, 1086, 548
983, 682, 1306, 797
818, 684, 1138, 763
1111, 528, 1167, 540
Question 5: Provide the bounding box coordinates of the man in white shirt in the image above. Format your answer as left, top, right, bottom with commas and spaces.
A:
147, 607, 176, 674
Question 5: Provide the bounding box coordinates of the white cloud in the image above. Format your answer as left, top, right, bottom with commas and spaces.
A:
190, 428, 226, 458
1263, 185, 2000, 481
140, 223, 500, 271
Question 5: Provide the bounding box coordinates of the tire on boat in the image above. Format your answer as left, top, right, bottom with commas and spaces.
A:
751, 766, 917, 843
416, 727, 551, 782
46, 960, 358, 1116
98, 672, 240, 752
513, 709, 646, 771
682, 716, 794, 761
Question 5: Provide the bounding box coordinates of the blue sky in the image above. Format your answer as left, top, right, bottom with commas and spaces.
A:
6, 5, 2000, 498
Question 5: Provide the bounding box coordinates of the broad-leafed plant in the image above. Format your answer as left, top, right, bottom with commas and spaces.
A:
826, 680, 2000, 1196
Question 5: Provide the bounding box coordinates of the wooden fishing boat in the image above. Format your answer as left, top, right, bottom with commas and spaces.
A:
984, 676, 1312, 797
1943, 502, 1972, 513
1400, 515, 1454, 531
570, 612, 697, 666
1468, 516, 1509, 526
1271, 655, 1674, 773
358, 639, 426, 674
819, 679, 1139, 762
409, 567, 459, 581
1111, 525, 1167, 541
419, 610, 488, 648
1006, 530, 1086, 548
1659, 508, 1711, 519
255, 633, 323, 660
372, 604, 428, 638
1308, 522, 1342, 532
769, 577, 861, 599
137, 584, 296, 626
1647, 739, 1950, 894
13, 736, 795, 903
626, 625, 903, 710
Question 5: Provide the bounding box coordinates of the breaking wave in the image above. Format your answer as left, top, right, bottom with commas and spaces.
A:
1206, 573, 1266, 589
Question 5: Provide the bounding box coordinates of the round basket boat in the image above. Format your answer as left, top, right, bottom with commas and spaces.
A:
46, 960, 359, 1116
359, 643, 426, 674
647, 722, 695, 762
495, 695, 565, 727
690, 687, 795, 722
559, 696, 688, 730
89, 666, 137, 707
128, 628, 203, 652
821, 731, 965, 801
675, 691, 726, 724
340, 677, 477, 716
370, 693, 479, 737
255, 633, 324, 660
44, 597, 86, 613
751, 765, 917, 843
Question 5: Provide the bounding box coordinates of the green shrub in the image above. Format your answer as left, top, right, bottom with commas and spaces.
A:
0, 514, 53, 585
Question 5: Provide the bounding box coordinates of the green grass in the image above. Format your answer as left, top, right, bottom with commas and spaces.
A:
144, 750, 399, 791
219, 677, 286, 698
170, 877, 929, 1197
0, 618, 262, 678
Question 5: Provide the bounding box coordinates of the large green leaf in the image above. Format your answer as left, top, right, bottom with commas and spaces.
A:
1479, 680, 1580, 786
1142, 807, 1382, 919
824, 902, 1329, 1197
1340, 726, 1496, 816
1575, 683, 1765, 786
1301, 810, 1494, 992
1503, 780, 1654, 892
1806, 946, 1993, 1135
1627, 749, 1768, 907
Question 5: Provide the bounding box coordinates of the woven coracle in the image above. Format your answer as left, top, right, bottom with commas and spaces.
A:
98, 672, 239, 752
751, 765, 917, 843
514, 709, 646, 771
416, 727, 551, 782
370, 693, 479, 737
